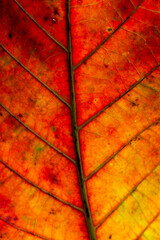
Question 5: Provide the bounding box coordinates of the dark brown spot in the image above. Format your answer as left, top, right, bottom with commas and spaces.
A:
44, 15, 49, 21
49, 208, 55, 214
109, 235, 112, 239
130, 102, 137, 107
107, 28, 112, 32
134, 136, 141, 141
154, 121, 159, 126
104, 64, 108, 68
54, 8, 59, 15
18, 113, 23, 118
9, 32, 12, 39
0, 113, 2, 116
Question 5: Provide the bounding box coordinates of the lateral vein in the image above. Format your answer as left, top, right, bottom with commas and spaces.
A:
0, 216, 54, 240
85, 119, 160, 181
14, 0, 68, 52
0, 43, 71, 109
95, 161, 160, 230
79, 63, 160, 130
134, 212, 160, 240
0, 103, 75, 165
73, 0, 144, 70
0, 158, 83, 212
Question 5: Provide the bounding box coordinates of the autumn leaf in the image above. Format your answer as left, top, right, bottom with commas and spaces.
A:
0, 0, 160, 239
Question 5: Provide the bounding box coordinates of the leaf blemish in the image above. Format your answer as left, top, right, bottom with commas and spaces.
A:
5, 216, 11, 222
17, 113, 23, 118
54, 8, 59, 16
35, 145, 43, 153
52, 18, 56, 23
8, 32, 12, 39
107, 28, 112, 32
42, 167, 58, 184
0, 194, 11, 208
44, 15, 49, 21
130, 102, 138, 107
52, 126, 56, 132
49, 208, 55, 215
13, 217, 18, 221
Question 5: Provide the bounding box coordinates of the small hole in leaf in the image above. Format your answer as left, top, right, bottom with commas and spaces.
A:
52, 18, 56, 23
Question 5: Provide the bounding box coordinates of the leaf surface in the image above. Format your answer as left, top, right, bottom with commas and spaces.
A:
0, 0, 160, 239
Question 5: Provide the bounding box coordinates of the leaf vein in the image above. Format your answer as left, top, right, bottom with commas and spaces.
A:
85, 119, 160, 181
0, 103, 75, 164
73, 0, 144, 70
135, 212, 160, 240
0, 216, 53, 240
95, 161, 160, 230
79, 63, 160, 129
14, 0, 68, 52
0, 44, 71, 109
0, 158, 83, 212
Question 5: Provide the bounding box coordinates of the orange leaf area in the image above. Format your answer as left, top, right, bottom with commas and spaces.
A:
0, 0, 160, 239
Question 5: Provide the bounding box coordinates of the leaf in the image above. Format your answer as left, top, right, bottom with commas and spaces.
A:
0, 0, 160, 239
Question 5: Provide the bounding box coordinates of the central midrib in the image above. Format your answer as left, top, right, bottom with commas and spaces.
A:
66, 1, 96, 239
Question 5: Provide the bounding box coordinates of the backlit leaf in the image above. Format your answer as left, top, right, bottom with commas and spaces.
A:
0, 0, 160, 239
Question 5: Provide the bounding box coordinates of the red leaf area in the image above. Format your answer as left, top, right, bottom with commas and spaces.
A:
0, 0, 160, 240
